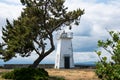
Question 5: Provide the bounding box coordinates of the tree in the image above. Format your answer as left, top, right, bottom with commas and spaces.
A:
0, 0, 84, 68
95, 31, 120, 80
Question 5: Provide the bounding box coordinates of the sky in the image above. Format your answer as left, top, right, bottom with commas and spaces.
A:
0, 0, 120, 65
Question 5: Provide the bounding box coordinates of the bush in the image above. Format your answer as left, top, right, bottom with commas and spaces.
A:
2, 68, 49, 80
96, 63, 120, 80
2, 71, 14, 79
49, 76, 65, 80
95, 31, 120, 80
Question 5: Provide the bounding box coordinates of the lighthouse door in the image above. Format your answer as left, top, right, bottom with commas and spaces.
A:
64, 57, 70, 69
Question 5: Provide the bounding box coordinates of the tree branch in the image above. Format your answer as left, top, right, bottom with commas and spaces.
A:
34, 48, 40, 56
44, 34, 55, 57
34, 39, 45, 56
103, 47, 114, 55
51, 19, 66, 32
40, 40, 45, 55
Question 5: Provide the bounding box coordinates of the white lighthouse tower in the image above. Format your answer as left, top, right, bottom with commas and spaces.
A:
55, 31, 74, 69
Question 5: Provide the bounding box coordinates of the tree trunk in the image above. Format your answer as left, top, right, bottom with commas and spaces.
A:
29, 55, 45, 68
29, 34, 55, 68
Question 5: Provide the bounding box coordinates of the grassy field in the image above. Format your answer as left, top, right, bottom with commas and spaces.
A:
0, 69, 99, 80
46, 69, 99, 80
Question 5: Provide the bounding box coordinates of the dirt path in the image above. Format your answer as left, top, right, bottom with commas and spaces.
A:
46, 69, 99, 80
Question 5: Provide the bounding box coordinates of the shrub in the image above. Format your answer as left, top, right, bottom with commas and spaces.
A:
95, 31, 120, 80
2, 71, 14, 79
2, 68, 49, 80
49, 76, 65, 80
96, 62, 120, 80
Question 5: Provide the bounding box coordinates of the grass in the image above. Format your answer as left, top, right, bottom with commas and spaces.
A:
46, 69, 99, 80
0, 69, 99, 80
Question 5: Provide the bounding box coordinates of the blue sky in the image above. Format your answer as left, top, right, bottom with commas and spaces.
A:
0, 0, 120, 65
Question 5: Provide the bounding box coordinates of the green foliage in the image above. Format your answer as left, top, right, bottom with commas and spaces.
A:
49, 76, 65, 80
96, 31, 120, 80
96, 63, 120, 80
2, 71, 14, 79
2, 68, 49, 80
14, 68, 48, 80
0, 0, 84, 68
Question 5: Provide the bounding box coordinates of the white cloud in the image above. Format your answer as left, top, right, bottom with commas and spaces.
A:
0, 0, 21, 5
74, 52, 98, 63
1, 51, 56, 64
72, 36, 98, 52
64, 0, 120, 52
0, 1, 23, 41
1, 51, 98, 64
0, 2, 22, 19
65, 0, 120, 31
0, 0, 120, 64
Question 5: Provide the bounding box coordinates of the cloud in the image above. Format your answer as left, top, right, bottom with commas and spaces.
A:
65, 0, 120, 30
64, 0, 120, 52
1, 0, 120, 52
72, 36, 98, 52
0, 0, 120, 64
0, 2, 22, 19
0, 50, 112, 65
74, 52, 98, 63
1, 51, 56, 64
0, 1, 23, 41
0, 0, 21, 5
0, 51, 98, 65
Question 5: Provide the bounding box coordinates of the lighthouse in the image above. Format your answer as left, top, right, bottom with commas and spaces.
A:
55, 31, 74, 69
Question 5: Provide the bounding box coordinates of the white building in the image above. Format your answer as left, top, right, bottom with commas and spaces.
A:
55, 31, 74, 69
